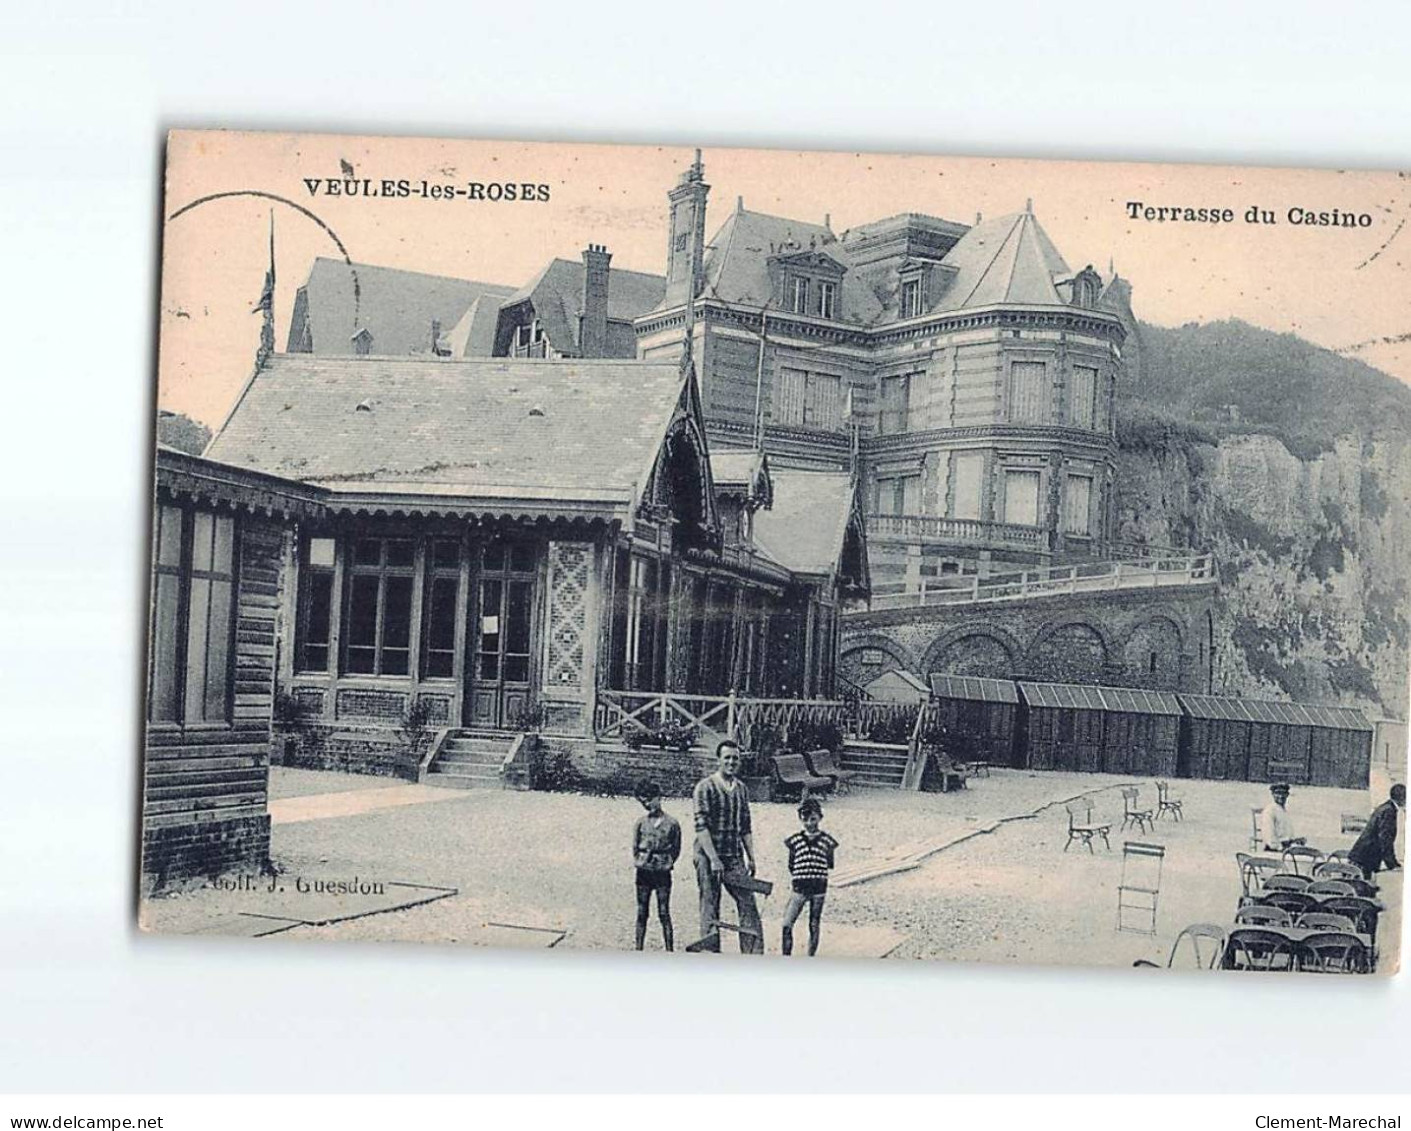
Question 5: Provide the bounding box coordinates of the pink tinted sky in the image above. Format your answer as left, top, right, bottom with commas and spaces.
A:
158, 131, 1411, 428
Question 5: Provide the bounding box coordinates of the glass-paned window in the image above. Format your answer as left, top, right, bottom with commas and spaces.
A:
817, 280, 837, 320
1070, 366, 1097, 430
900, 279, 921, 318
421, 538, 461, 678
804, 373, 842, 432
182, 512, 235, 723
773, 367, 806, 427
296, 536, 336, 672
789, 276, 809, 314
344, 537, 415, 676
149, 505, 186, 723
1063, 475, 1093, 535
879, 374, 910, 434
148, 506, 238, 725
1008, 361, 1048, 423
951, 453, 984, 520
1004, 470, 1042, 526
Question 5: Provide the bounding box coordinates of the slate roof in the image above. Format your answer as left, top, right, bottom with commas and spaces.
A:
928, 210, 1071, 313
1019, 682, 1182, 716
930, 675, 1019, 705
440, 294, 505, 358
206, 354, 687, 510
698, 209, 885, 326
690, 203, 1101, 328
287, 258, 514, 357
502, 258, 665, 356
1177, 694, 1371, 732
752, 468, 858, 577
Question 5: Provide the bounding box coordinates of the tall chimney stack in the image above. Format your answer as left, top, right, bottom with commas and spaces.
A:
579, 243, 612, 358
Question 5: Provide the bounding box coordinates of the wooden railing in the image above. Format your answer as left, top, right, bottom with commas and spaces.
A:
866, 513, 1046, 549
863, 553, 1215, 612
594, 688, 924, 748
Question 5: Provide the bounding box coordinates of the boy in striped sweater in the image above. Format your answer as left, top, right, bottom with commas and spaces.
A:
781, 798, 839, 956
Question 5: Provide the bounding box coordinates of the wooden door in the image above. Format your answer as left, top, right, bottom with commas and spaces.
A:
468, 539, 537, 729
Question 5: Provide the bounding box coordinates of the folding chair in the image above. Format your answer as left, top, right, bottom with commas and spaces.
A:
1325, 849, 1353, 864
1117, 841, 1165, 934
1155, 781, 1183, 821
1064, 798, 1111, 853
1221, 928, 1298, 972
1281, 845, 1324, 877
1133, 923, 1225, 970
1236, 852, 1281, 899
1121, 788, 1155, 835
1320, 897, 1380, 939
1296, 931, 1370, 974
1250, 808, 1264, 851
1235, 904, 1292, 928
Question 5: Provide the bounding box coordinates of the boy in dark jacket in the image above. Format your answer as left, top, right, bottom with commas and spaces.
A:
631, 779, 681, 950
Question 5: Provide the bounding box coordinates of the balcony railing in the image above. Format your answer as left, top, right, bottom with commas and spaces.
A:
861, 553, 1215, 612
866, 513, 1047, 549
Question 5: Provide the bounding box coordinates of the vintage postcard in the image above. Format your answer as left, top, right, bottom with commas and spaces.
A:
141, 130, 1408, 973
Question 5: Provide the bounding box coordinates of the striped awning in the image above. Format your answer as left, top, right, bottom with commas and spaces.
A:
929, 674, 1019, 704
1019, 681, 1181, 716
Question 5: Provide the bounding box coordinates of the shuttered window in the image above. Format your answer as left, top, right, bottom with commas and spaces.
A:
1063, 475, 1094, 535
1070, 366, 1097, 430
951, 453, 984, 520
1008, 361, 1048, 423
879, 374, 910, 434
1004, 470, 1041, 526
805, 373, 842, 431
773, 367, 806, 427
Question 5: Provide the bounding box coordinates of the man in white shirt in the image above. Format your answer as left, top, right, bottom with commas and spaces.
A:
1259, 782, 1305, 852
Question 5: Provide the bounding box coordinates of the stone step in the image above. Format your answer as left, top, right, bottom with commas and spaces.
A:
443, 737, 513, 753
848, 771, 905, 788
428, 766, 502, 789
440, 750, 513, 767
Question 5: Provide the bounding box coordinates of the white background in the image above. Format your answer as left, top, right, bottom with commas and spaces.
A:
1, 1, 1408, 1095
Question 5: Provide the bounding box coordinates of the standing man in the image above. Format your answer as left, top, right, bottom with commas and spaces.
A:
1349, 784, 1405, 879
1259, 782, 1305, 852
692, 740, 763, 954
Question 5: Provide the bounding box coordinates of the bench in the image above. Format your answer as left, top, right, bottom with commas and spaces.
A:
803, 748, 857, 794
771, 753, 834, 799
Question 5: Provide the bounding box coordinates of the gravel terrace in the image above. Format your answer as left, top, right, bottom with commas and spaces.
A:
142, 767, 1402, 971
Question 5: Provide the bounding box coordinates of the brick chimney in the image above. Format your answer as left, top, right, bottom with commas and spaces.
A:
579, 243, 612, 357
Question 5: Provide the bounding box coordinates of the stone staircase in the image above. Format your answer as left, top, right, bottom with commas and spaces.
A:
425, 729, 517, 789
839, 741, 911, 788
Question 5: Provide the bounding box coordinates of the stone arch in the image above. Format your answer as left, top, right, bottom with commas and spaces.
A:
1025, 619, 1112, 685
1121, 615, 1184, 690
921, 623, 1023, 680
839, 633, 917, 690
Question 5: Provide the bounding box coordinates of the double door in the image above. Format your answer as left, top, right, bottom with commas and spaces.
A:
467, 540, 537, 729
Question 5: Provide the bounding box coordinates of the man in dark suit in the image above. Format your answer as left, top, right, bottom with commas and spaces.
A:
1349, 783, 1405, 878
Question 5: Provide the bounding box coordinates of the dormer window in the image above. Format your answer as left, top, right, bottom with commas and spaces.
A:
789, 276, 810, 314
351, 327, 374, 356
900, 279, 922, 318
817, 280, 837, 320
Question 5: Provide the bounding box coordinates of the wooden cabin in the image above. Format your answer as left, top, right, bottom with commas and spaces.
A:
927, 674, 1020, 767
1176, 694, 1371, 788
865, 668, 931, 705
1018, 681, 1180, 775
